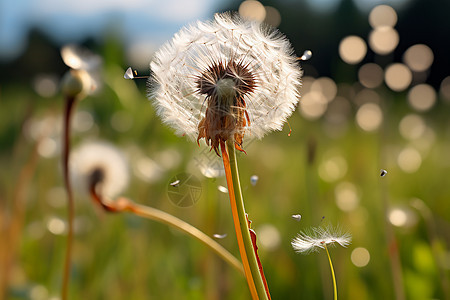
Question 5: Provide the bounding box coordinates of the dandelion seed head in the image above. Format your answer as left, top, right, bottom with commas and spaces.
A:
149, 12, 302, 153
70, 141, 129, 198
291, 225, 352, 254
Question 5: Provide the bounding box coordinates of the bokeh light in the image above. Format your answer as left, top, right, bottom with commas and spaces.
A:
368, 27, 399, 55
32, 74, 59, 98
408, 84, 436, 112
335, 181, 360, 212
47, 217, 66, 235
29, 285, 49, 300
351, 247, 370, 267
239, 0, 266, 22
299, 91, 328, 120
37, 137, 58, 158
369, 5, 397, 28
318, 154, 348, 182
356, 103, 383, 132
358, 63, 384, 88
133, 156, 164, 182
264, 6, 281, 27
397, 147, 422, 173
311, 77, 337, 102
440, 76, 450, 102
388, 207, 418, 228
324, 96, 352, 134
385, 63, 412, 91
354, 89, 381, 106
403, 44, 434, 72
339, 36, 367, 64
257, 224, 281, 251
399, 114, 426, 140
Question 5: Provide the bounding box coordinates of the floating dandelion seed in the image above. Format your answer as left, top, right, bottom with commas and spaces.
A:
170, 179, 181, 187
218, 185, 229, 193
291, 214, 302, 221
291, 225, 352, 254
124, 67, 135, 79
250, 175, 259, 186
300, 50, 313, 61
213, 233, 228, 239
149, 12, 302, 155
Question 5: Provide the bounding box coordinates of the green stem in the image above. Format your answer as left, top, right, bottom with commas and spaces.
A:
224, 140, 269, 300
324, 244, 337, 300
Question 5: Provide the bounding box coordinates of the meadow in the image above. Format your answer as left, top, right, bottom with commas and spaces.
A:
1, 6, 450, 300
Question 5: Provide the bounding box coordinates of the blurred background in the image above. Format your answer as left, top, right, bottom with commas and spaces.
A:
1, 0, 450, 299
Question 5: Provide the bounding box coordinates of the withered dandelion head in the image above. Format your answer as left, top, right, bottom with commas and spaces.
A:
70, 141, 129, 198
149, 12, 302, 155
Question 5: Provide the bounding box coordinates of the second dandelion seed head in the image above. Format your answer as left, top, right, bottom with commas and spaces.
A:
291, 225, 352, 254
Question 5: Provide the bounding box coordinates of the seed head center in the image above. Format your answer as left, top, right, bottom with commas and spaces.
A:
216, 78, 236, 102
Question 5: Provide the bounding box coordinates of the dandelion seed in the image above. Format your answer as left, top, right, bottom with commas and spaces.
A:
170, 179, 181, 187
124, 67, 135, 79
291, 225, 352, 254
213, 233, 227, 239
291, 214, 302, 221
70, 141, 129, 198
299, 50, 313, 61
218, 185, 229, 193
149, 12, 302, 155
250, 175, 259, 186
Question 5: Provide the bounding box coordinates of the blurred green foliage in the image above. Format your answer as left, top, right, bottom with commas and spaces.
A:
1, 9, 450, 300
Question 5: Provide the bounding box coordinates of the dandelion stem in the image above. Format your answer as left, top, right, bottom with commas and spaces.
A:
62, 95, 76, 300
127, 202, 244, 274
221, 140, 269, 300
324, 244, 337, 300
88, 185, 244, 275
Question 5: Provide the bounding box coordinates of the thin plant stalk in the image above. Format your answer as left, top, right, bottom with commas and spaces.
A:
221, 139, 269, 300
88, 185, 244, 274
61, 95, 76, 300
324, 244, 337, 300
0, 136, 40, 299
380, 168, 405, 300
379, 94, 405, 300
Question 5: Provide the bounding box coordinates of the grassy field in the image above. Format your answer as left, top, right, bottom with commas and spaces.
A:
1, 38, 450, 300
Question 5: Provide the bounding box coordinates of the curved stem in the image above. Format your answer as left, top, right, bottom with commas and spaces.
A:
89, 187, 243, 275
62, 96, 76, 300
128, 202, 244, 274
221, 140, 269, 300
324, 244, 337, 300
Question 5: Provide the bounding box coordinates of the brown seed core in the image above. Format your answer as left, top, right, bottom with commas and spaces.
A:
196, 60, 256, 155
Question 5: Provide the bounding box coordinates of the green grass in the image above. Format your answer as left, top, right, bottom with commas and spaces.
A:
1, 45, 449, 300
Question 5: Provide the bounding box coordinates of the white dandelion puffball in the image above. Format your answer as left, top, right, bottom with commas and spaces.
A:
291, 225, 352, 254
149, 13, 302, 149
70, 141, 129, 198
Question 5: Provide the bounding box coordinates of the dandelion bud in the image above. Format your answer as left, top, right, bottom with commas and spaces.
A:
61, 69, 92, 99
